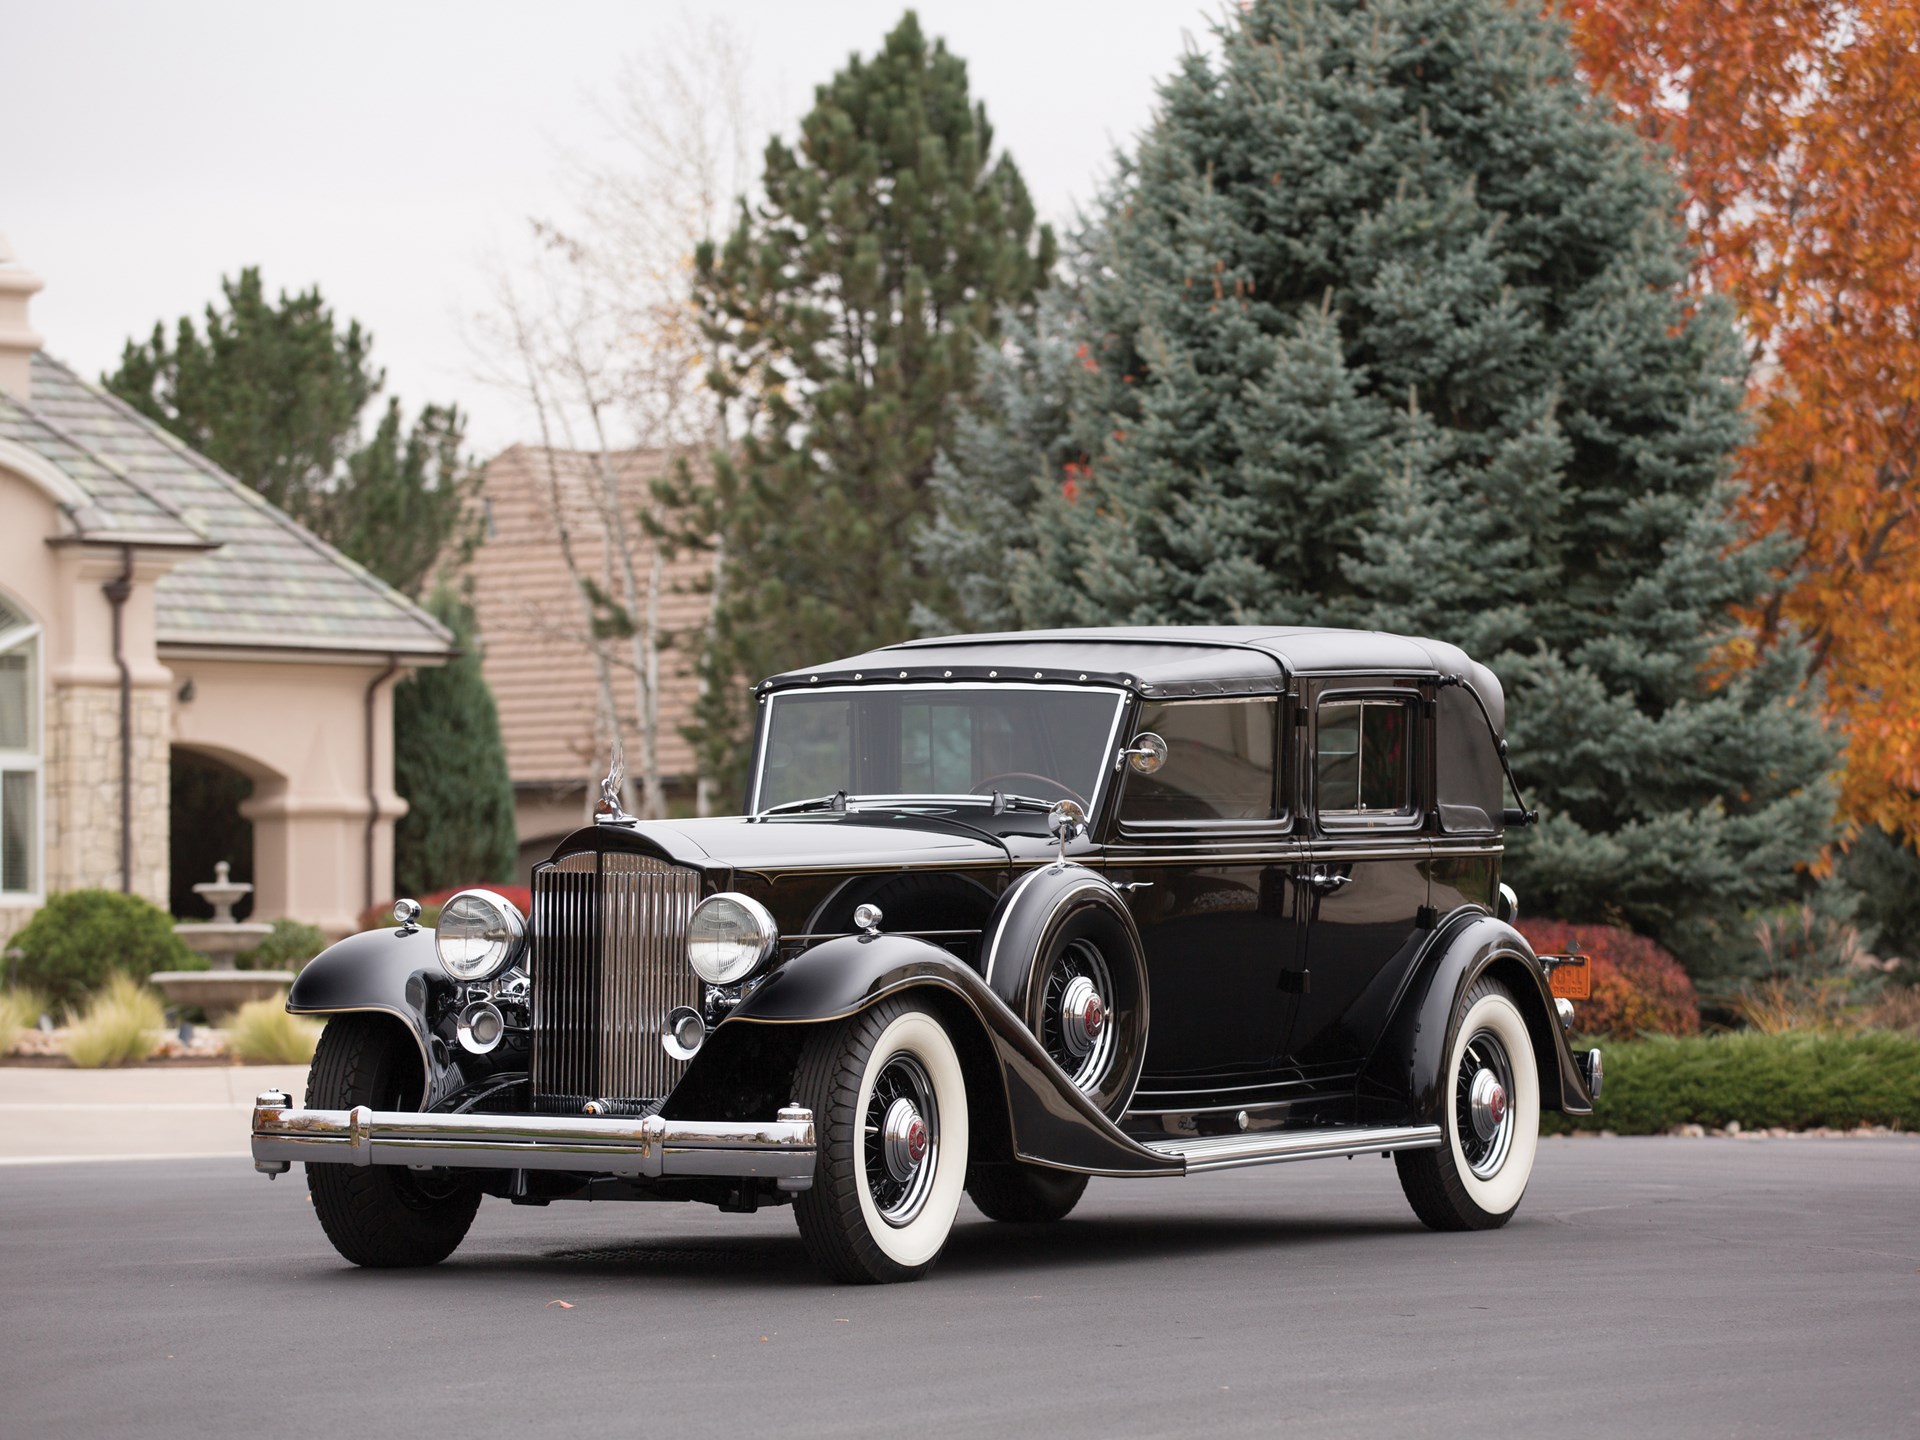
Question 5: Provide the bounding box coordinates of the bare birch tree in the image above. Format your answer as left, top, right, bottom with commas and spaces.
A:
471, 18, 757, 819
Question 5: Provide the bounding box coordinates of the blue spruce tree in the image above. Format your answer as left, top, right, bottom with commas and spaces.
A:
926, 0, 1835, 973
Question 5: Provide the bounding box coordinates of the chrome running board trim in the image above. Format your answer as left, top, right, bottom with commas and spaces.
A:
1145, 1123, 1443, 1173
249, 1092, 815, 1187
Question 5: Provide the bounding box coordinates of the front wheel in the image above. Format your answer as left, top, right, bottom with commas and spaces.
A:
792, 998, 970, 1284
1395, 977, 1540, 1231
305, 1014, 481, 1267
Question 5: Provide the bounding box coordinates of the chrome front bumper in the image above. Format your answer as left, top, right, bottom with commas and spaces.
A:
249, 1091, 816, 1189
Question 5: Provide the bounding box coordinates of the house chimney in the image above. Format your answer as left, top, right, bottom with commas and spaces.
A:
0, 235, 46, 401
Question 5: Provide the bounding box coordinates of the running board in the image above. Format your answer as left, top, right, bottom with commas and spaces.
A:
1145, 1123, 1443, 1174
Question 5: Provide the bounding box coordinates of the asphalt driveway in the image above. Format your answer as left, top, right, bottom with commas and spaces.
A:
3, 1135, 1915, 1439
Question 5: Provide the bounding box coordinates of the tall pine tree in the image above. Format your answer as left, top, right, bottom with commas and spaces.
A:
107, 268, 478, 597
684, 10, 1055, 797
392, 587, 518, 897
929, 0, 1835, 974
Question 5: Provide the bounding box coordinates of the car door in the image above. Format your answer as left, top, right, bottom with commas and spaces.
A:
1100, 697, 1303, 1079
1285, 681, 1433, 1072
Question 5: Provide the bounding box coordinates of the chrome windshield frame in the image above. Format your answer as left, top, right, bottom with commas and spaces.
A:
749, 682, 1131, 821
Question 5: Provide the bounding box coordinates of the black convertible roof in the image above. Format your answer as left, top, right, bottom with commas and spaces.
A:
761, 626, 1504, 729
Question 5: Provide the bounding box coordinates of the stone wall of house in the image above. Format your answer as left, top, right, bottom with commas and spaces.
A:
42, 681, 169, 909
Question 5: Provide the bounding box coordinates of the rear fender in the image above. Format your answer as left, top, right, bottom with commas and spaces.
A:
715, 933, 1179, 1177
286, 926, 462, 1109
1360, 912, 1594, 1123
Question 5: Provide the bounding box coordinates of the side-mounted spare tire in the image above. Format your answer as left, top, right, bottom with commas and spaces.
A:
980, 862, 1149, 1118
966, 864, 1148, 1225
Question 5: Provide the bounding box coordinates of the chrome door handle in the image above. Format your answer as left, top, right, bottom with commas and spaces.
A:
1308, 871, 1352, 893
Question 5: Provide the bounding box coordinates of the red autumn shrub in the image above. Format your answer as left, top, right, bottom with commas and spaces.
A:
1517, 920, 1700, 1039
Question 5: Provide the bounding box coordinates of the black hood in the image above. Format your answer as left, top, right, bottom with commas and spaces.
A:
550, 810, 1016, 876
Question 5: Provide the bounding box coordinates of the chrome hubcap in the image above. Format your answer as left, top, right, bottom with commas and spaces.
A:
864, 1053, 939, 1226
1042, 938, 1116, 1093
1058, 975, 1106, 1059
1456, 1030, 1516, 1180
881, 1096, 928, 1182
1468, 1068, 1507, 1142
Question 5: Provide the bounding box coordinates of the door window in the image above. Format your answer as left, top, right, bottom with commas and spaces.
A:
1316, 699, 1413, 817
1119, 699, 1278, 824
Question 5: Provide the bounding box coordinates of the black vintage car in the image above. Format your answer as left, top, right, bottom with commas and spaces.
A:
252, 627, 1601, 1283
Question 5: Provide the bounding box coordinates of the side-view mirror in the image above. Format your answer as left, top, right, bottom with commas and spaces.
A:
1116, 731, 1168, 775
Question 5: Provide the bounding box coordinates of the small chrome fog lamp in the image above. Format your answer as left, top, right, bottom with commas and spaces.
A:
663, 1005, 706, 1061
457, 999, 506, 1055
435, 889, 527, 982
686, 893, 778, 985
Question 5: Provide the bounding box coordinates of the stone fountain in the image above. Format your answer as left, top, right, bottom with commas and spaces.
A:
150, 862, 292, 1018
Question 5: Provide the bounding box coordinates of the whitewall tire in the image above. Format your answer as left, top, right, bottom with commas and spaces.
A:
793, 998, 970, 1283
1395, 977, 1539, 1231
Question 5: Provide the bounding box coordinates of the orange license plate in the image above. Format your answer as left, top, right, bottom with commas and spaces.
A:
1548, 959, 1592, 1001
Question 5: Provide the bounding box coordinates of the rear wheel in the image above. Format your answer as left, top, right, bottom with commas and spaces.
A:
305, 1015, 480, 1268
966, 1163, 1088, 1223
1395, 978, 1540, 1231
792, 998, 970, 1284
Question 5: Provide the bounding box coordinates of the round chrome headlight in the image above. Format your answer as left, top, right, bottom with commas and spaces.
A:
435, 889, 527, 982
687, 892, 778, 985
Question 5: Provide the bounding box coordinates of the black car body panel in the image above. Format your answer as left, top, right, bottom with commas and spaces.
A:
286, 926, 462, 1109
718, 933, 1179, 1176
264, 625, 1600, 1246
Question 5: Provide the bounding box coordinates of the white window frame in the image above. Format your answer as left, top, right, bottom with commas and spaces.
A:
0, 604, 45, 902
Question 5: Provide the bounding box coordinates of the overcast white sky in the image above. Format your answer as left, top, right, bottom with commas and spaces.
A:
4, 1, 1221, 455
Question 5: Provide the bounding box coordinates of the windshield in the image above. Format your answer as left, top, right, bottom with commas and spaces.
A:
753, 685, 1126, 813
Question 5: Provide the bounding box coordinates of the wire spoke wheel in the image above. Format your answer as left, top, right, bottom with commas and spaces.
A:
1394, 977, 1539, 1232
1039, 937, 1116, 1094
1454, 1029, 1517, 1180
861, 1053, 940, 1227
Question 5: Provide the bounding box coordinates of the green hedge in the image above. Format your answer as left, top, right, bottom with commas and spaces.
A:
1547, 1031, 1920, 1135
9, 890, 193, 1011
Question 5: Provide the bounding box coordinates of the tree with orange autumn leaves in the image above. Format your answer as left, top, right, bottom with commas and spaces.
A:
1565, 0, 1920, 842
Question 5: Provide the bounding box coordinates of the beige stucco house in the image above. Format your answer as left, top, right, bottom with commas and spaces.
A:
0, 241, 452, 941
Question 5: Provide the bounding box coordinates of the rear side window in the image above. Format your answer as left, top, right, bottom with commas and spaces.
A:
1317, 699, 1413, 816
1119, 699, 1277, 824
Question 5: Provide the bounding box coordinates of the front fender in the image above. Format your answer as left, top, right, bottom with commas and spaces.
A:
1360, 912, 1594, 1124
286, 926, 461, 1110
718, 934, 1179, 1177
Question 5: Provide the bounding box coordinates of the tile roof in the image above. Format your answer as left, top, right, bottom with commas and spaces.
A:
2, 353, 452, 657
469, 446, 711, 787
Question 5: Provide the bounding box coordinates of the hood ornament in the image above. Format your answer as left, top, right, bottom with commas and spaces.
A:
595, 737, 636, 826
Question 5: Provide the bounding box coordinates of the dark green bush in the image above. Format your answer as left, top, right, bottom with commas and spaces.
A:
9, 890, 194, 1011
236, 918, 328, 972
1547, 1031, 1920, 1135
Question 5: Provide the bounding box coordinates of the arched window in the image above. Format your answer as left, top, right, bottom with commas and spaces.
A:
0, 594, 41, 897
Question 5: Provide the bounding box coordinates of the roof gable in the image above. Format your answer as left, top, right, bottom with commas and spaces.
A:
3, 354, 452, 657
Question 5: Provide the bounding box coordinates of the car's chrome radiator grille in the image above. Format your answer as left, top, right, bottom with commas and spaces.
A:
530, 850, 702, 1110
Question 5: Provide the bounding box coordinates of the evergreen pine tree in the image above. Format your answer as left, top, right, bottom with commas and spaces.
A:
929, 0, 1835, 973
684, 9, 1055, 796
392, 587, 518, 897
107, 268, 477, 597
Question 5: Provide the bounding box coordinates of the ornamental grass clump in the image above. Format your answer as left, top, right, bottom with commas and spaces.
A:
65, 975, 165, 1068
0, 987, 47, 1055
226, 998, 320, 1065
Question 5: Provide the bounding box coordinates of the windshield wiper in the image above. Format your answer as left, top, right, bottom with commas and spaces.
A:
759, 790, 849, 816
989, 791, 1060, 815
